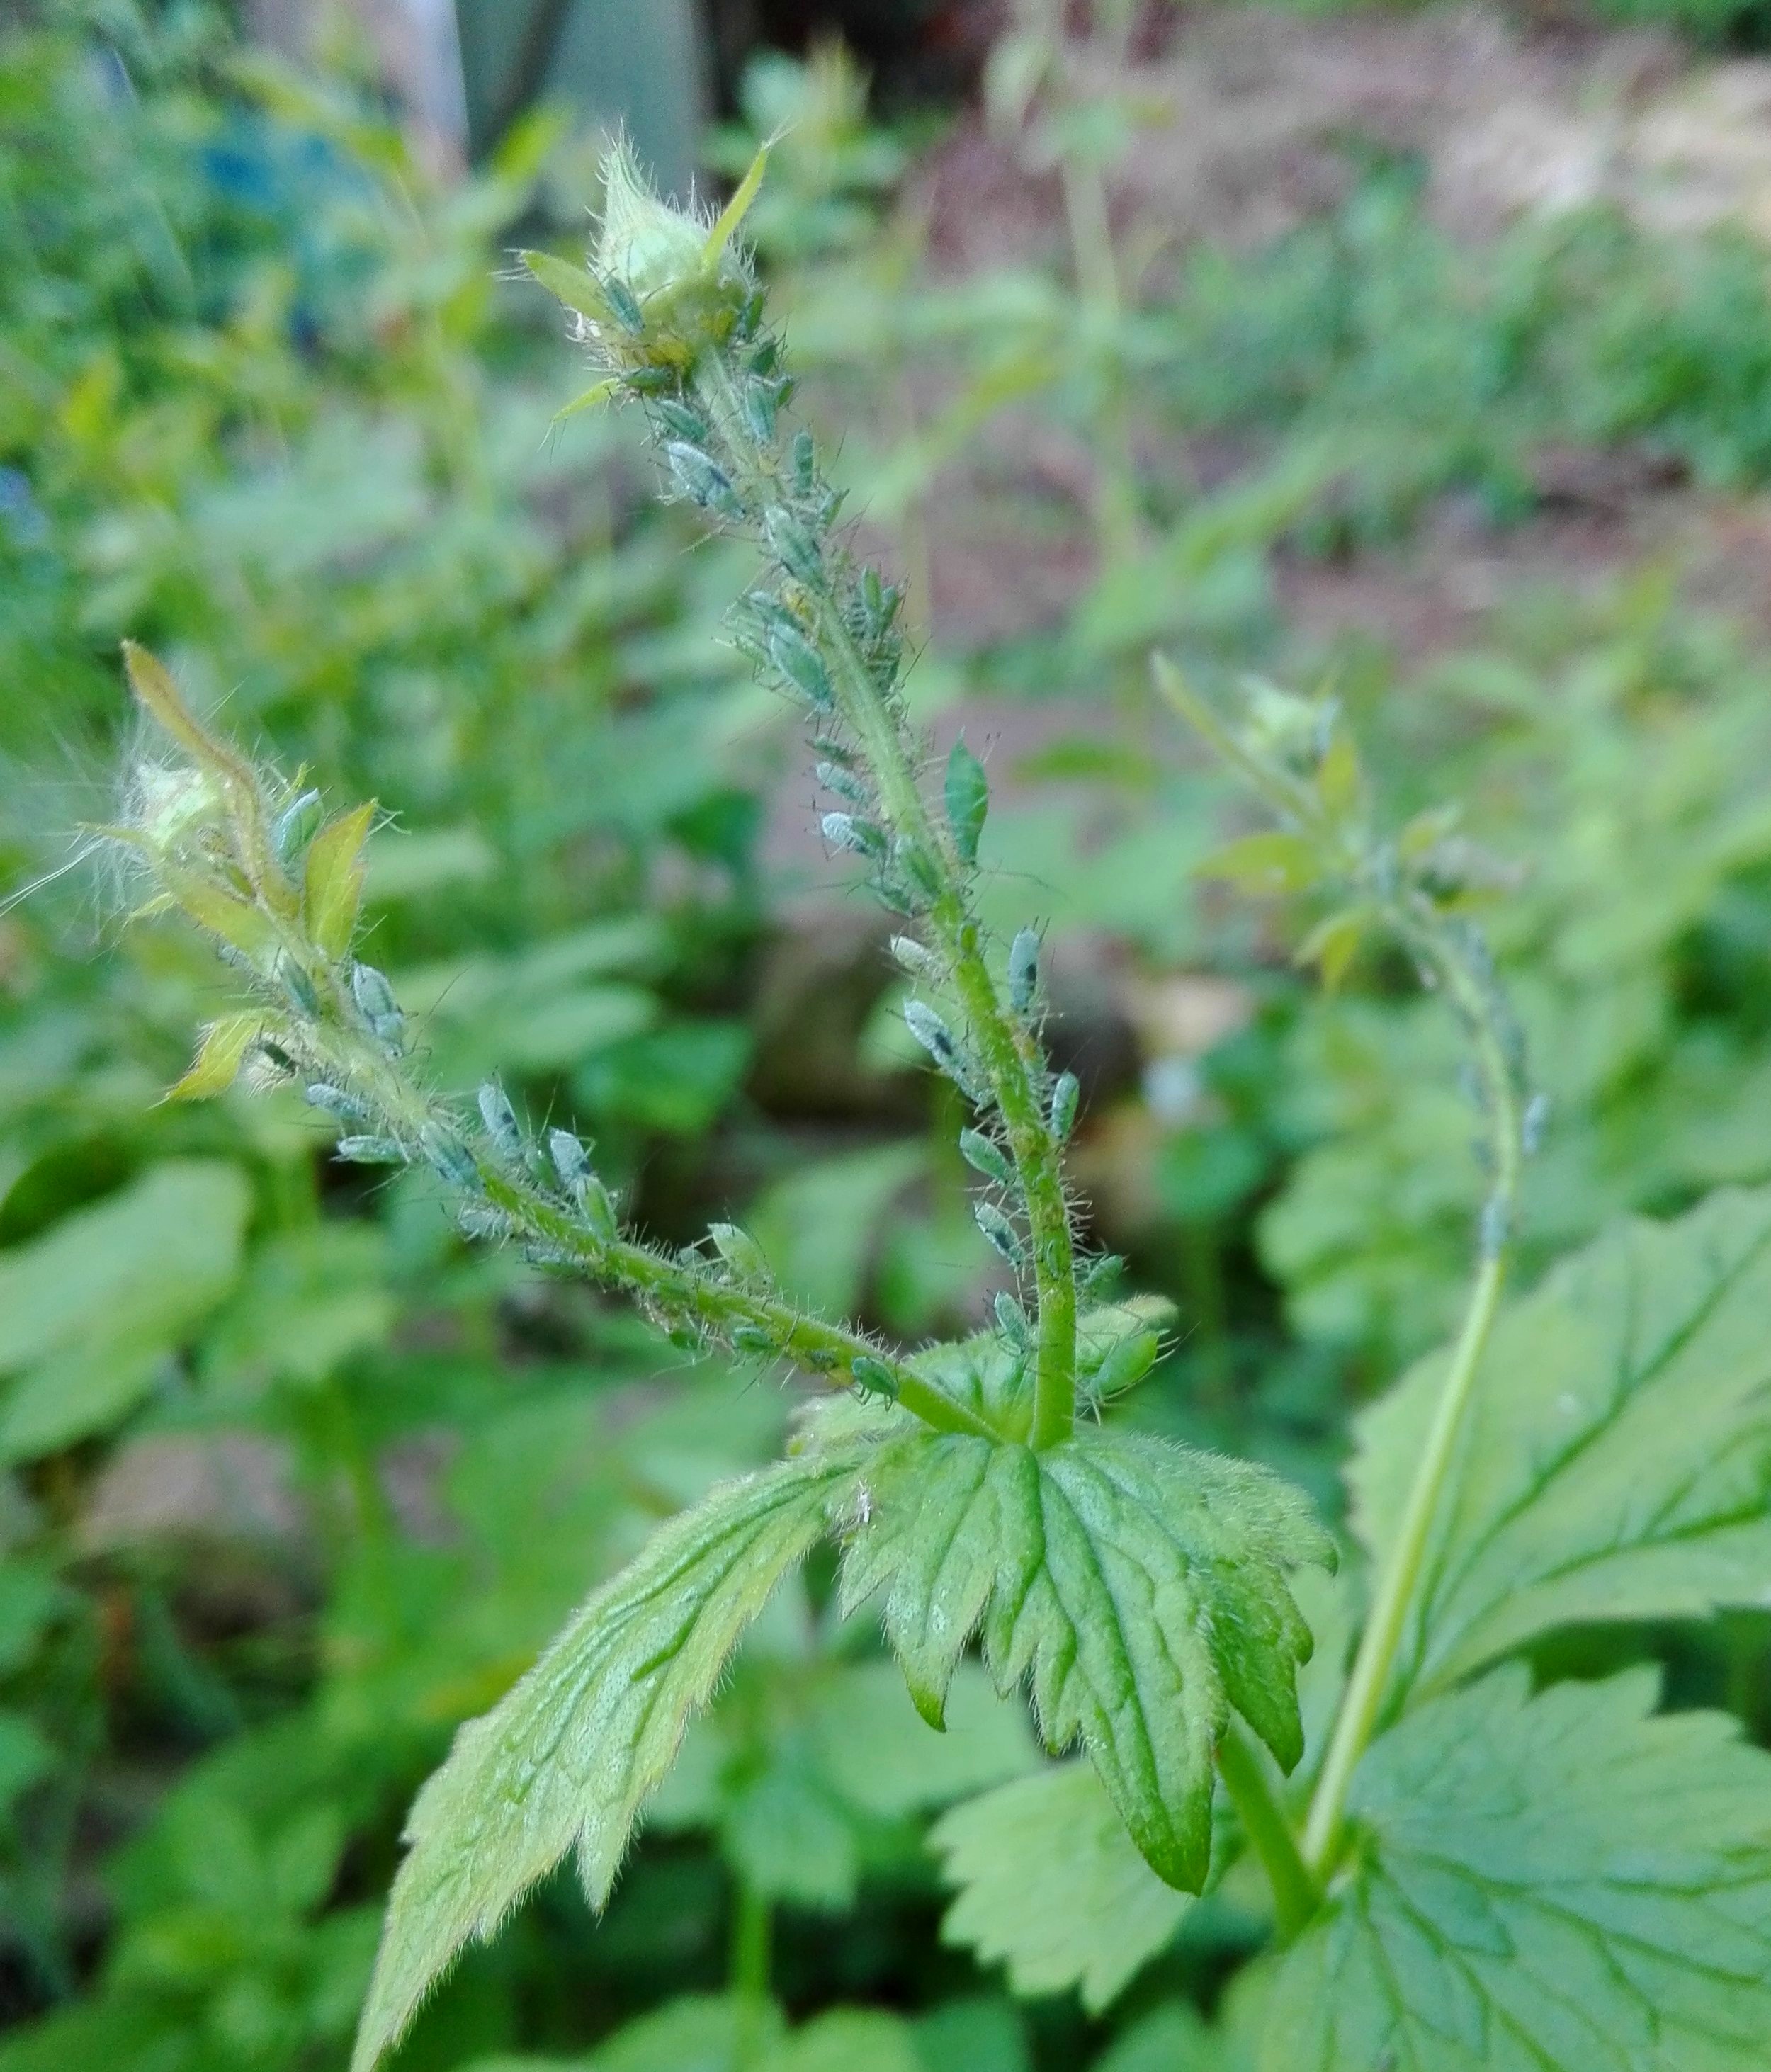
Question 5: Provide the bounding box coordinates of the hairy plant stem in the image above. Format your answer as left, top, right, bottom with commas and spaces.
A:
691, 356, 1080, 1446
1301, 906, 1523, 1878
1216, 1724, 1320, 1940
282, 969, 997, 1444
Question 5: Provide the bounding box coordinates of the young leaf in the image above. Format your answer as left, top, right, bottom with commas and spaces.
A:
944, 739, 989, 865
839, 1428, 1330, 1892
154, 863, 278, 963
166, 1013, 261, 1101
1195, 830, 1320, 895
1263, 1664, 1771, 2071
351, 1446, 871, 2072
1350, 1184, 1771, 1699
303, 802, 375, 960
932, 1762, 1189, 2012
519, 249, 612, 323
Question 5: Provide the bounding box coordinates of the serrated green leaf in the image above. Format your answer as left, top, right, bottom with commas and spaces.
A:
944, 739, 989, 865
351, 1447, 871, 2072
303, 801, 375, 958
839, 1429, 1330, 1892
1263, 1665, 1771, 2071
1351, 1185, 1771, 1698
933, 1762, 1190, 2012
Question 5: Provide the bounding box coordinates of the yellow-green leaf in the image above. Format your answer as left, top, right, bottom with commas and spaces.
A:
1294, 907, 1368, 991
701, 141, 770, 271
1314, 728, 1361, 819
166, 1014, 262, 1101
551, 378, 618, 428
519, 249, 611, 322
122, 641, 255, 793
303, 802, 375, 958
156, 864, 278, 963
1196, 831, 1320, 895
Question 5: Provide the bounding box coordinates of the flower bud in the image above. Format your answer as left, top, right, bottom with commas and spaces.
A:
130, 762, 224, 857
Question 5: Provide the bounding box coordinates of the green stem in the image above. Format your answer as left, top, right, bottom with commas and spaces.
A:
1216, 1725, 1320, 1940
1301, 912, 1522, 1879
691, 356, 1079, 1445
730, 1879, 772, 2068
478, 1172, 995, 1441
311, 1012, 1000, 1444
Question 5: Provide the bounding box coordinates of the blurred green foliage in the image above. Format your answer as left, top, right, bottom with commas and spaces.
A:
6, 1, 1771, 2067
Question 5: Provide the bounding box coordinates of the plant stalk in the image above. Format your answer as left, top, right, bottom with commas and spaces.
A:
1301, 909, 1522, 1877
691, 356, 1079, 1445
1216, 1724, 1320, 1940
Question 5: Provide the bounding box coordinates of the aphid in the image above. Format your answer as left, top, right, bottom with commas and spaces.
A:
975, 1203, 1025, 1268
822, 811, 886, 859
1008, 927, 1041, 1012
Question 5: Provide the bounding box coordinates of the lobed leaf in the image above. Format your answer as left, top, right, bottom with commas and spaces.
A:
932, 1762, 1189, 2012
840, 1428, 1330, 1892
1264, 1665, 1771, 2071
351, 1445, 871, 2071
1351, 1184, 1771, 1698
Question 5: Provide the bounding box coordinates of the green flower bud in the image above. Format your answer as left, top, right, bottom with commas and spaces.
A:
130, 762, 224, 857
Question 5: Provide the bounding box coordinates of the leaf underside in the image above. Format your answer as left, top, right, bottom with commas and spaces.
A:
841, 1429, 1332, 1893
1264, 1665, 1771, 2071
932, 1760, 1191, 2012
1351, 1184, 1771, 1697
351, 1447, 867, 2072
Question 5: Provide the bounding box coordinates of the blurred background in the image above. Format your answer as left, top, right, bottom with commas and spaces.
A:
7, 0, 1771, 2066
